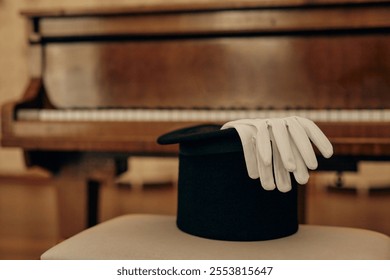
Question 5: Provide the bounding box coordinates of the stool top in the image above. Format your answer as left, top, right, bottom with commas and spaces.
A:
42, 214, 390, 260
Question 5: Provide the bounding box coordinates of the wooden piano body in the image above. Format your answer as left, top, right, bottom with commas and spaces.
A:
2, 0, 390, 237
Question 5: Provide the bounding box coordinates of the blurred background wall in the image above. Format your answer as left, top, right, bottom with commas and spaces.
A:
0, 0, 30, 175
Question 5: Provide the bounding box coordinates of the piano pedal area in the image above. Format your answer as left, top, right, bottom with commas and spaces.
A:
314, 161, 390, 196
53, 155, 177, 240
114, 157, 178, 216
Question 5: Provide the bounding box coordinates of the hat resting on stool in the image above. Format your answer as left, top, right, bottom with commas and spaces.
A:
157, 124, 298, 241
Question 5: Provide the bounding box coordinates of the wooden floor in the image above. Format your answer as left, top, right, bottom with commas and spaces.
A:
0, 172, 389, 260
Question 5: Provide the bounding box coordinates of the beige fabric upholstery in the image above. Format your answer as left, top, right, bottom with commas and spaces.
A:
42, 214, 390, 260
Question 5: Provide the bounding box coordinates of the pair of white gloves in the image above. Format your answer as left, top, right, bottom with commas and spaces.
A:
221, 116, 333, 192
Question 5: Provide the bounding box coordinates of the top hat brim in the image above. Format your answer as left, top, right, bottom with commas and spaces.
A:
157, 124, 237, 145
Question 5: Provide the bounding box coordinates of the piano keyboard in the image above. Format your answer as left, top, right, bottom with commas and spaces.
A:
17, 108, 390, 122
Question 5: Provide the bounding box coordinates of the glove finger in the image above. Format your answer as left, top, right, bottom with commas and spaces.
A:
255, 120, 272, 166
233, 119, 272, 166
295, 117, 334, 158
286, 117, 318, 170
271, 132, 292, 192
291, 138, 310, 185
231, 124, 260, 179
268, 119, 296, 172
253, 139, 276, 190
223, 118, 273, 167
221, 119, 253, 129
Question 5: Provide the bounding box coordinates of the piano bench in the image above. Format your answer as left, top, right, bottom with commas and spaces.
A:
41, 214, 390, 260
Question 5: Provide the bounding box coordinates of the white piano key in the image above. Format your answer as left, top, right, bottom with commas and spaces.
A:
293, 110, 303, 118
287, 109, 298, 117
182, 110, 192, 121
224, 110, 235, 121
204, 110, 212, 121
371, 109, 381, 121
249, 110, 259, 119
225, 110, 235, 120
263, 110, 272, 118
337, 110, 348, 122
349, 110, 360, 122
104, 110, 112, 121
327, 110, 337, 122
40, 110, 51, 121
301, 110, 312, 119
16, 109, 39, 121
162, 110, 173, 121
58, 110, 67, 121
86, 110, 94, 121
234, 110, 242, 119
116, 110, 126, 121
368, 109, 376, 121
314, 110, 326, 122
306, 110, 315, 119
194, 110, 203, 121
306, 110, 319, 121
205, 110, 216, 121
251, 110, 259, 118
273, 110, 282, 118
384, 109, 390, 121
207, 110, 216, 121
171, 109, 181, 121
159, 109, 167, 121
260, 110, 268, 118
358, 110, 371, 122
148, 110, 157, 121
134, 109, 143, 121
218, 111, 226, 121
72, 110, 81, 121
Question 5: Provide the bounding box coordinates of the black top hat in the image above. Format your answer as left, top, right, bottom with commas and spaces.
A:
158, 124, 298, 241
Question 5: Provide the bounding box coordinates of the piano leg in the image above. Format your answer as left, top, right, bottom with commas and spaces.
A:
87, 179, 100, 228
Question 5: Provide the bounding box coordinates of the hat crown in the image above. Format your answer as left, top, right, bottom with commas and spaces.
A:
158, 124, 299, 241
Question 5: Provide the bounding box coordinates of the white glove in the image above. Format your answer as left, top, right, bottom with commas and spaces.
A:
221, 116, 333, 192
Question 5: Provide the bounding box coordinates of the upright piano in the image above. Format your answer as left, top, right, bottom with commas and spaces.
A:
2, 0, 390, 237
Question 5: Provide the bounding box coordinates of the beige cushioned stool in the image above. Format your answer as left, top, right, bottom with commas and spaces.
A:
41, 214, 390, 260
